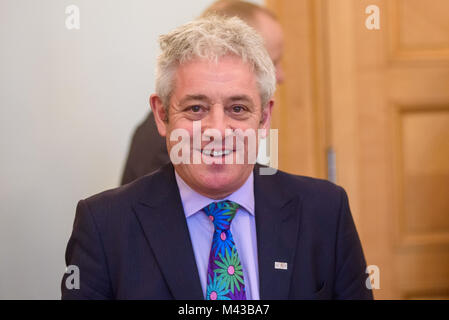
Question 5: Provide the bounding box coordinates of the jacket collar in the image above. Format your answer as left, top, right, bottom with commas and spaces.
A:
133, 163, 204, 300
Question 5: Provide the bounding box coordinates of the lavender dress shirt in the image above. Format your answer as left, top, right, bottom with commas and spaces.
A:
174, 171, 260, 300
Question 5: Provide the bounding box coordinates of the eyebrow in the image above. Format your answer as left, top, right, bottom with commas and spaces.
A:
178, 94, 255, 106
179, 94, 211, 105
227, 95, 254, 104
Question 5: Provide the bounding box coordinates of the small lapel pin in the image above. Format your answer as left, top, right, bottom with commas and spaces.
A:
274, 261, 288, 270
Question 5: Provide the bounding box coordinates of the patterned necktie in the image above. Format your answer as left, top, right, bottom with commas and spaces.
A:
203, 200, 247, 300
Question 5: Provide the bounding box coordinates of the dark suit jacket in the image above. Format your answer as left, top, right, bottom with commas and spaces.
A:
121, 112, 169, 185
62, 163, 373, 300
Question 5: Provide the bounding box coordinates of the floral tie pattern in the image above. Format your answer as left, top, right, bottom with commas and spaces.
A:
203, 200, 246, 300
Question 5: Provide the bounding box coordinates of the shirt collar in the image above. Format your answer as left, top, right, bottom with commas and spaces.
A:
174, 170, 255, 218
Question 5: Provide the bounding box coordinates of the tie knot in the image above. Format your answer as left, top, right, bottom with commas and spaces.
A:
203, 200, 240, 231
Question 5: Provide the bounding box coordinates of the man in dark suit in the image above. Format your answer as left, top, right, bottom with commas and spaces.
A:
121, 0, 284, 185
62, 15, 372, 300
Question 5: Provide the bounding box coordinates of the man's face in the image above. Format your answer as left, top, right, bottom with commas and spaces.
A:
151, 55, 273, 199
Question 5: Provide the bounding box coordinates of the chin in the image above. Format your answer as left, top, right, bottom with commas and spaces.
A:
198, 165, 250, 195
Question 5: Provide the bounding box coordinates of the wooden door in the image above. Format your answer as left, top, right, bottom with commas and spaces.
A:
267, 0, 449, 299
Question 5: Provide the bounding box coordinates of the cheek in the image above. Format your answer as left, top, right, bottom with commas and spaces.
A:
235, 112, 264, 128
165, 126, 193, 154
167, 118, 194, 136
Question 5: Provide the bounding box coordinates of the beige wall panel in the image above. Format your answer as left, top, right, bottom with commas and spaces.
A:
400, 110, 449, 234
268, 0, 449, 299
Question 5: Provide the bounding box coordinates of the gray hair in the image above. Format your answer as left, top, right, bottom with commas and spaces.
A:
155, 15, 276, 110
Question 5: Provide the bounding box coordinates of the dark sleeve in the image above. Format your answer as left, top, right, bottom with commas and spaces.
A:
61, 200, 113, 299
333, 187, 373, 300
121, 112, 169, 185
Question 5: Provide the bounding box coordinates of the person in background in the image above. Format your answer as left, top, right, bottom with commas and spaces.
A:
120, 0, 284, 185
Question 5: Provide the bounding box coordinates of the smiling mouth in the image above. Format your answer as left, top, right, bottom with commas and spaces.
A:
200, 149, 233, 157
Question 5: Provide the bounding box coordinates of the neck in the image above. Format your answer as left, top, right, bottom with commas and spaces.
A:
174, 168, 253, 200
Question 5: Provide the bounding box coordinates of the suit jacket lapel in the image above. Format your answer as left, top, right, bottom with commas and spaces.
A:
132, 163, 302, 300
133, 164, 203, 300
254, 165, 302, 299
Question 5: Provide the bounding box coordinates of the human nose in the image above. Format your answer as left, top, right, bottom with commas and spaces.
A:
202, 105, 229, 138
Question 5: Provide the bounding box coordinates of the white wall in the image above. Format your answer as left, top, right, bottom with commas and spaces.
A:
0, 0, 264, 299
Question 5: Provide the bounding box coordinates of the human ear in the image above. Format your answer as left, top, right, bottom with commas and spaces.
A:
149, 94, 168, 137
260, 99, 274, 131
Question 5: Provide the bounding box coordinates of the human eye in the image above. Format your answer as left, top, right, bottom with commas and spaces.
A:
232, 105, 245, 113
229, 104, 249, 113
188, 105, 202, 113
183, 104, 208, 120
183, 104, 207, 114
228, 104, 249, 118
